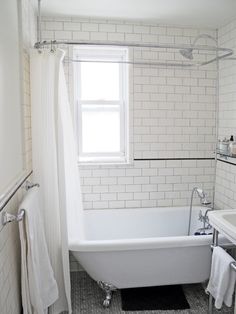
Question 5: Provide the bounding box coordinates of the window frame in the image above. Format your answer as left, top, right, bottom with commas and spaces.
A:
73, 46, 129, 164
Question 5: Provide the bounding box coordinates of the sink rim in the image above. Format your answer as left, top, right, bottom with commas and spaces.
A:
222, 213, 236, 226
208, 209, 236, 244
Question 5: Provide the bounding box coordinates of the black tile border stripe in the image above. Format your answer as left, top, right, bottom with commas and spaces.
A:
134, 158, 215, 161
217, 158, 236, 166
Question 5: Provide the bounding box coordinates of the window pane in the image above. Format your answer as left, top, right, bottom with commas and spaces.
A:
80, 62, 120, 101
82, 108, 120, 153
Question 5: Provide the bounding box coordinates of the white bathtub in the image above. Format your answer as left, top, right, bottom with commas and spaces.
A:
69, 206, 216, 293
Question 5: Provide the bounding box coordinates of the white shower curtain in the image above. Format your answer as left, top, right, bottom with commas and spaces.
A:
30, 49, 84, 314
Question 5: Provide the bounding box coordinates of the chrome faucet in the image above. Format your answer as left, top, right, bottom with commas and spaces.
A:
198, 208, 212, 230
188, 187, 212, 235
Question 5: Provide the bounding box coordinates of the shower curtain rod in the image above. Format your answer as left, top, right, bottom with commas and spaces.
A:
34, 40, 233, 67
34, 39, 230, 53
64, 59, 197, 67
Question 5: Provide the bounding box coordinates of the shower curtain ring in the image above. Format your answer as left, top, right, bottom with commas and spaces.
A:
50, 40, 53, 52
50, 40, 56, 53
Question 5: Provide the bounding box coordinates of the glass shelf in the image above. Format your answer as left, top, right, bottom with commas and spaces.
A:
216, 150, 236, 159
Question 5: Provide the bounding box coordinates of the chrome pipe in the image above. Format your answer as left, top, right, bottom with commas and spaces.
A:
208, 294, 213, 314
37, 0, 42, 42
188, 188, 195, 235
34, 39, 233, 53
213, 229, 219, 246
65, 58, 198, 67
210, 243, 236, 250
212, 30, 219, 209
208, 229, 219, 314
34, 40, 233, 67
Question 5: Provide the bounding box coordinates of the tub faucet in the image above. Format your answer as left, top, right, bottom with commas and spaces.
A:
188, 187, 212, 235
198, 208, 212, 230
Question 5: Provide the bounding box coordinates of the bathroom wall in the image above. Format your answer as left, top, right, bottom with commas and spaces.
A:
215, 18, 236, 209
0, 0, 36, 312
41, 17, 217, 209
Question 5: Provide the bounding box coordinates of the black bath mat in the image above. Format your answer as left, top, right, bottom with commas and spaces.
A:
121, 285, 190, 311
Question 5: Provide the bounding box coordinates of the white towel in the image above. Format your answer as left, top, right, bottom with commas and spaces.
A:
206, 246, 236, 309
19, 187, 58, 314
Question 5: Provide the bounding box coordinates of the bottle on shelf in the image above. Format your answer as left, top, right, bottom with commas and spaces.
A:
229, 135, 236, 157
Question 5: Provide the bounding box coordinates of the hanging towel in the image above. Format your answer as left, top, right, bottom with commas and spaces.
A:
206, 246, 236, 309
19, 187, 58, 314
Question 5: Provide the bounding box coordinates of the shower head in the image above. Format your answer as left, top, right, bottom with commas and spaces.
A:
194, 188, 211, 206
179, 48, 193, 60
201, 198, 211, 206
195, 188, 205, 199
179, 33, 217, 60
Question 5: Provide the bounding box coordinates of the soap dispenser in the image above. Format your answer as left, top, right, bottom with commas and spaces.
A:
229, 135, 236, 157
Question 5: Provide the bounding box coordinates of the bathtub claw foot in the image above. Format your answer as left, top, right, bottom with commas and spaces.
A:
103, 298, 111, 308
97, 281, 117, 308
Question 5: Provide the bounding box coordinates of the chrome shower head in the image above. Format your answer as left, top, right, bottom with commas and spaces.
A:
179, 48, 193, 60
194, 188, 211, 206
195, 188, 205, 199
201, 198, 211, 206
179, 33, 217, 60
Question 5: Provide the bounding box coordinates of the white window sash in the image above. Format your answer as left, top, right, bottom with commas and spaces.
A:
78, 105, 123, 155
74, 46, 128, 164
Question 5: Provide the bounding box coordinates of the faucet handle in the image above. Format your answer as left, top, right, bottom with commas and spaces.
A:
198, 210, 203, 221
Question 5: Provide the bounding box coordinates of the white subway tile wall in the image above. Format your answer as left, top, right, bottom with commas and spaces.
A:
80, 159, 215, 209
41, 17, 217, 211
215, 18, 236, 209
215, 160, 236, 209
0, 0, 36, 312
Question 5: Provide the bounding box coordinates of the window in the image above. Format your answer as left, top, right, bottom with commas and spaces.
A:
74, 46, 129, 164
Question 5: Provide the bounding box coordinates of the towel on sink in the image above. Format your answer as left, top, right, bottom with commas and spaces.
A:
19, 187, 58, 314
206, 246, 236, 309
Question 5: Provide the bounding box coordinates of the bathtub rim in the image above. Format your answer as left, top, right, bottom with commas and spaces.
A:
69, 233, 216, 252
69, 205, 215, 252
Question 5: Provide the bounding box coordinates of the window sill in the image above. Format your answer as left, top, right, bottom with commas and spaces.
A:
77, 157, 132, 166
78, 161, 132, 166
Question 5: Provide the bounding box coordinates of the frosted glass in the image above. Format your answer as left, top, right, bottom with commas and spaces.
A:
80, 62, 120, 100
82, 109, 120, 153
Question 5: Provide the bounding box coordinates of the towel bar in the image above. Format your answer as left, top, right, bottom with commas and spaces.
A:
2, 209, 25, 225
24, 181, 40, 191
1, 181, 39, 226
211, 244, 236, 250
210, 246, 236, 270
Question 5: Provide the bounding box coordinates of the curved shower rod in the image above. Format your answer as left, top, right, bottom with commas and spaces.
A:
34, 39, 233, 67
34, 39, 229, 53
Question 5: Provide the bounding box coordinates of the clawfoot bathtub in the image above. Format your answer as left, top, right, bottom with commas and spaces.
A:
69, 206, 216, 307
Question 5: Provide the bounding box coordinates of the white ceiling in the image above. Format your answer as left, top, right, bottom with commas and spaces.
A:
38, 0, 236, 28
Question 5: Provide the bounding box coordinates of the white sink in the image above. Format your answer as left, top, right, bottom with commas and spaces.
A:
208, 209, 236, 244
223, 213, 236, 227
